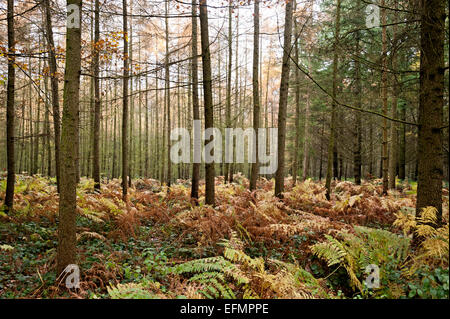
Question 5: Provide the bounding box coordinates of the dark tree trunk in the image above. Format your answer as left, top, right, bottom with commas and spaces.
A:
57, 0, 82, 274
4, 0, 15, 212
416, 0, 445, 224
190, 0, 200, 201
199, 0, 215, 205
122, 0, 129, 201
353, 7, 362, 185
325, 0, 341, 200
250, 0, 260, 191
274, 0, 293, 198
93, 0, 101, 191
381, 1, 389, 195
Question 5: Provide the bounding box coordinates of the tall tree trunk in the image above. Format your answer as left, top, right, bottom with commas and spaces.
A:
399, 101, 406, 180
93, 0, 101, 191
224, 0, 232, 184
274, 0, 293, 198
292, 8, 301, 186
388, 5, 399, 189
165, 0, 172, 187
4, 0, 15, 212
128, 1, 134, 187
199, 0, 215, 205
325, 0, 341, 200
43, 0, 61, 193
229, 7, 240, 184
122, 0, 129, 201
191, 0, 200, 201
353, 18, 362, 185
302, 55, 311, 182
250, 0, 260, 191
145, 69, 150, 178
381, 0, 389, 195
416, 0, 445, 224
57, 0, 82, 274
44, 64, 52, 176
112, 77, 118, 179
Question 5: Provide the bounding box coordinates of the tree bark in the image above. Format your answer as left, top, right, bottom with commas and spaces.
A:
199, 0, 215, 205
381, 1, 389, 195
274, 0, 293, 198
165, 0, 172, 187
292, 8, 301, 186
57, 0, 82, 274
388, 6, 399, 189
224, 0, 232, 184
4, 0, 15, 212
122, 0, 129, 201
250, 0, 260, 191
416, 0, 445, 224
325, 0, 341, 200
353, 10, 362, 186
190, 0, 200, 201
43, 0, 61, 193
93, 0, 101, 191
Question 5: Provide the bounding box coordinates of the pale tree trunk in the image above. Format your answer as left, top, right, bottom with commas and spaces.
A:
274, 0, 293, 198
250, 0, 260, 191
57, 0, 82, 274
199, 0, 215, 205
416, 0, 445, 224
4, 0, 15, 212
325, 0, 341, 200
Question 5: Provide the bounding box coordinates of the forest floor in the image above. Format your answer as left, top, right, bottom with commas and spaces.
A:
0, 174, 448, 299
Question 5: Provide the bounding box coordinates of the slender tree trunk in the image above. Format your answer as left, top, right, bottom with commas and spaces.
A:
165, 0, 172, 187
224, 0, 232, 184
274, 0, 293, 198
302, 55, 311, 182
381, 0, 389, 195
199, 0, 215, 205
325, 0, 341, 200
93, 0, 101, 191
43, 0, 61, 193
292, 10, 301, 186
250, 0, 260, 191
229, 7, 240, 184
122, 0, 129, 201
399, 101, 406, 180
145, 69, 150, 178
128, 2, 134, 187
57, 0, 82, 274
112, 78, 118, 179
4, 0, 15, 212
191, 0, 200, 201
416, 0, 445, 224
388, 6, 399, 189
353, 23, 362, 185
44, 64, 52, 176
